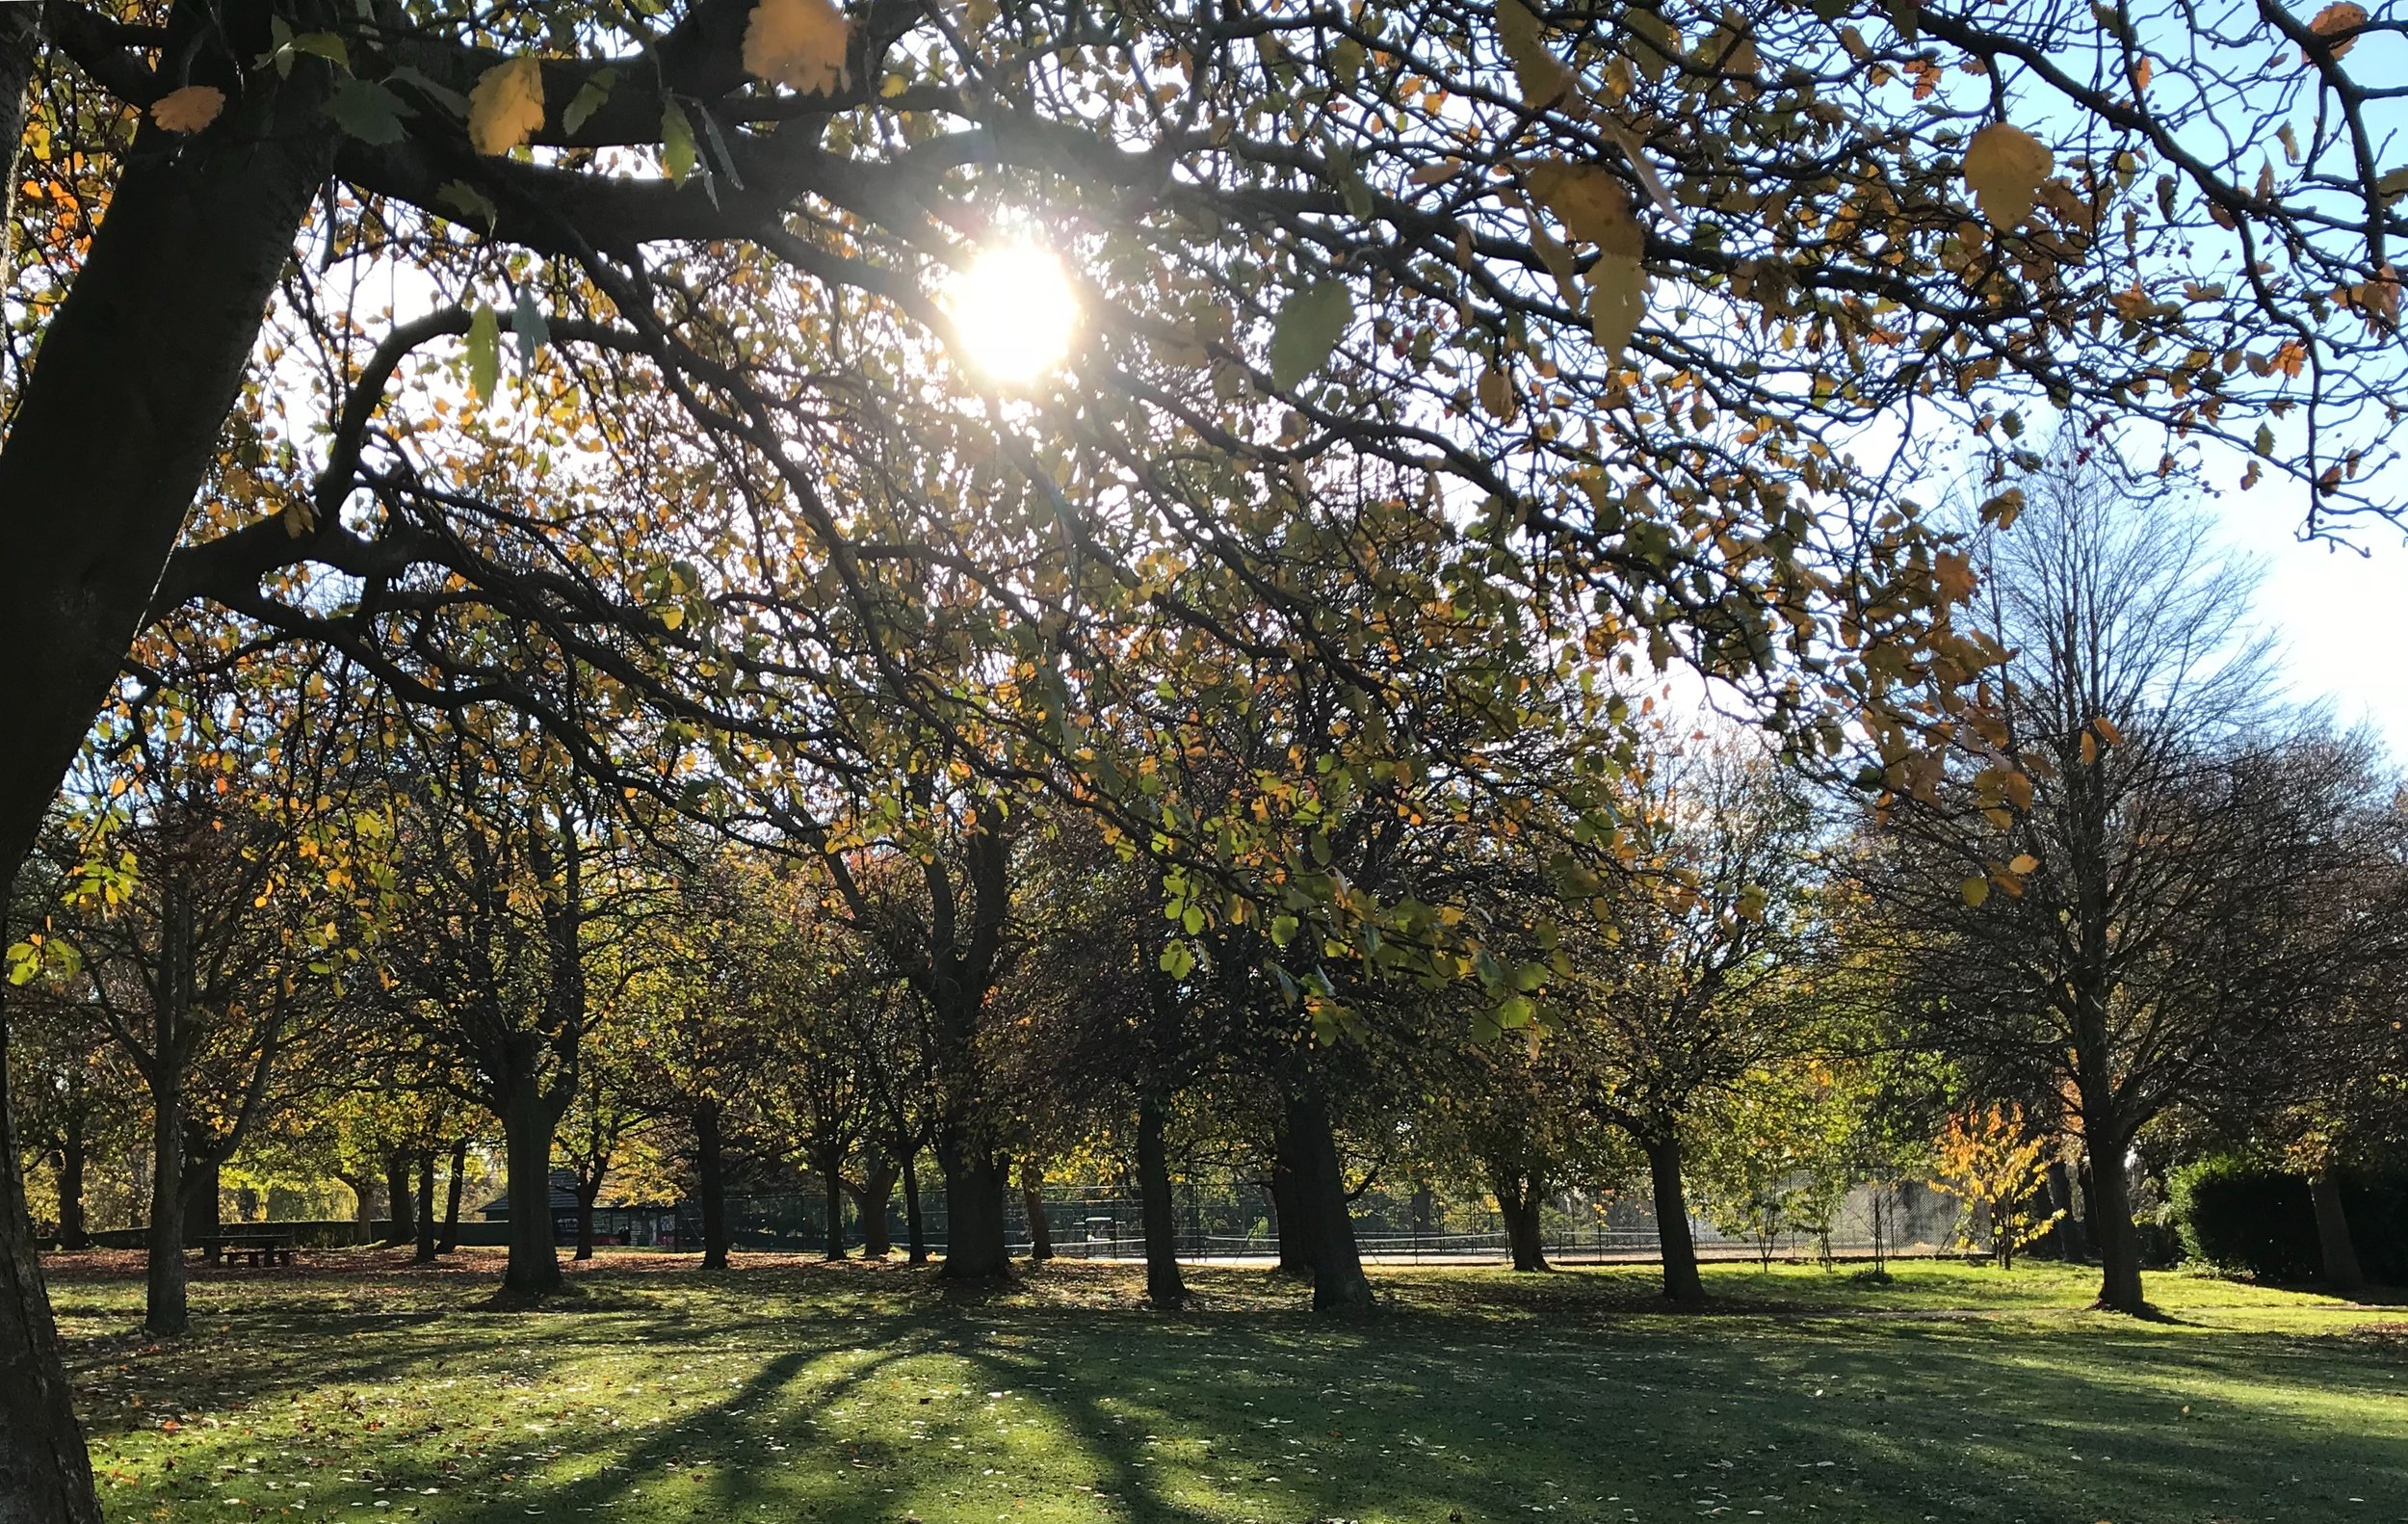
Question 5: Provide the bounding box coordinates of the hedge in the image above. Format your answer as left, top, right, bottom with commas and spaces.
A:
2166, 1154, 2408, 1284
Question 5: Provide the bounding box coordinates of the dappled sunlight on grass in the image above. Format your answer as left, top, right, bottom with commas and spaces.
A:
44, 1251, 2408, 1522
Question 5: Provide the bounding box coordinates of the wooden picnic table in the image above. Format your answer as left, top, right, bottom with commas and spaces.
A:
197, 1227, 298, 1269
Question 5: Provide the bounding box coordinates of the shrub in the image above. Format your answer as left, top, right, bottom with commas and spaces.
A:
2168, 1155, 2408, 1284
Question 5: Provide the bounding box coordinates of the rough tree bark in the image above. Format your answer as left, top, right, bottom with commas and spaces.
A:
414, 1151, 438, 1264
902, 1149, 928, 1266
498, 1078, 570, 1299
694, 1098, 730, 1271
935, 1125, 1009, 1279
1280, 1088, 1374, 1314
0, 6, 342, 1504
573, 1177, 599, 1261
1491, 1167, 1551, 1273
2085, 1137, 2148, 1314
821, 1155, 848, 1261
383, 1153, 415, 1248
1269, 1160, 1312, 1278
56, 1120, 89, 1251
848, 1153, 899, 1258
1021, 1159, 1053, 1263
2309, 1169, 2366, 1297
1641, 1132, 1705, 1304
438, 1138, 467, 1254
144, 1069, 190, 1337
1137, 1091, 1187, 1308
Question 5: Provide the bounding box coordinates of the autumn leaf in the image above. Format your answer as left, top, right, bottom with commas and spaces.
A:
1586, 252, 1647, 363
1268, 278, 1352, 388
1963, 121, 2054, 229
1498, 0, 1579, 109
1524, 161, 1638, 250
467, 56, 545, 155
1478, 365, 1517, 422
2303, 2, 2366, 64
2007, 853, 2040, 875
1934, 549, 1977, 603
1959, 876, 1991, 907
151, 85, 227, 135
466, 302, 500, 402
745, 0, 853, 95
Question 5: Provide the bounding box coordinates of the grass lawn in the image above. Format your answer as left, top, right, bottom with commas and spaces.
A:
42, 1249, 2408, 1523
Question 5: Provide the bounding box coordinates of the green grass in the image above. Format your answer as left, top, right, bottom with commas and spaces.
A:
43, 1249, 2408, 1523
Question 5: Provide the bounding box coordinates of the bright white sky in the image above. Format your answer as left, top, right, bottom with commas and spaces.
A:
2215, 489, 2408, 758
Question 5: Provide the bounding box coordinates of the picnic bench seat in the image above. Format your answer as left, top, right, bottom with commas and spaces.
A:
197, 1227, 298, 1269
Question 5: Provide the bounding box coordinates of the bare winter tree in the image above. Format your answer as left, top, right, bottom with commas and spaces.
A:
1854, 442, 2400, 1314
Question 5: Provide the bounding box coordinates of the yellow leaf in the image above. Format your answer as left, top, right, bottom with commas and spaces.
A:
2008, 853, 2039, 875
2304, 2, 2366, 64
745, 0, 852, 95
468, 56, 546, 155
1959, 876, 1991, 907
1478, 365, 1517, 422
2090, 715, 2123, 746
151, 85, 227, 135
1934, 549, 1977, 603
2080, 730, 2099, 766
1525, 161, 1641, 253
1586, 253, 1647, 362
1963, 121, 2054, 229
1498, 0, 1579, 109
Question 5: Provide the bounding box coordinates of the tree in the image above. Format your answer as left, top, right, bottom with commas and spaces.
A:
1856, 449, 2403, 1312
369, 723, 658, 1300
1930, 1103, 2060, 1269
6, 0, 2401, 1506
1557, 728, 1830, 1302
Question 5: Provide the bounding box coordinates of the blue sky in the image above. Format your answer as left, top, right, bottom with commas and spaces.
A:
2218, 491, 2408, 756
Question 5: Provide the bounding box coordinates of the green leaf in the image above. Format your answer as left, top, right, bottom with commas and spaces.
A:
466, 302, 501, 402
1180, 905, 1205, 934
563, 66, 618, 134
1268, 278, 1351, 389
511, 288, 550, 367
1157, 940, 1195, 979
662, 99, 697, 185
289, 31, 351, 71
435, 179, 498, 229
323, 79, 408, 145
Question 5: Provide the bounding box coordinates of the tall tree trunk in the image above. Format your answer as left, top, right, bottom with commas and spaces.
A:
573, 1181, 599, 1262
1269, 1159, 1312, 1277
902, 1148, 928, 1266
56, 1122, 88, 1252
1021, 1160, 1053, 1263
1138, 1090, 1187, 1308
1281, 1089, 1374, 1314
181, 1119, 222, 1242
343, 1172, 379, 1233
1493, 1169, 1550, 1273
2045, 1159, 2086, 1260
383, 1153, 414, 1247
0, 24, 336, 1513
497, 1080, 566, 1299
850, 1157, 898, 1258
2309, 1169, 2366, 1296
2087, 1140, 2148, 1314
2, 923, 103, 1524
694, 1099, 730, 1271
414, 1152, 438, 1264
1642, 1132, 1704, 1304
437, 1138, 467, 1254
822, 1159, 847, 1261
934, 1124, 1009, 1279
1409, 1181, 1436, 1236
144, 1075, 190, 1336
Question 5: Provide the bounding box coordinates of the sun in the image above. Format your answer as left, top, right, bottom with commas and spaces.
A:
947, 243, 1079, 384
